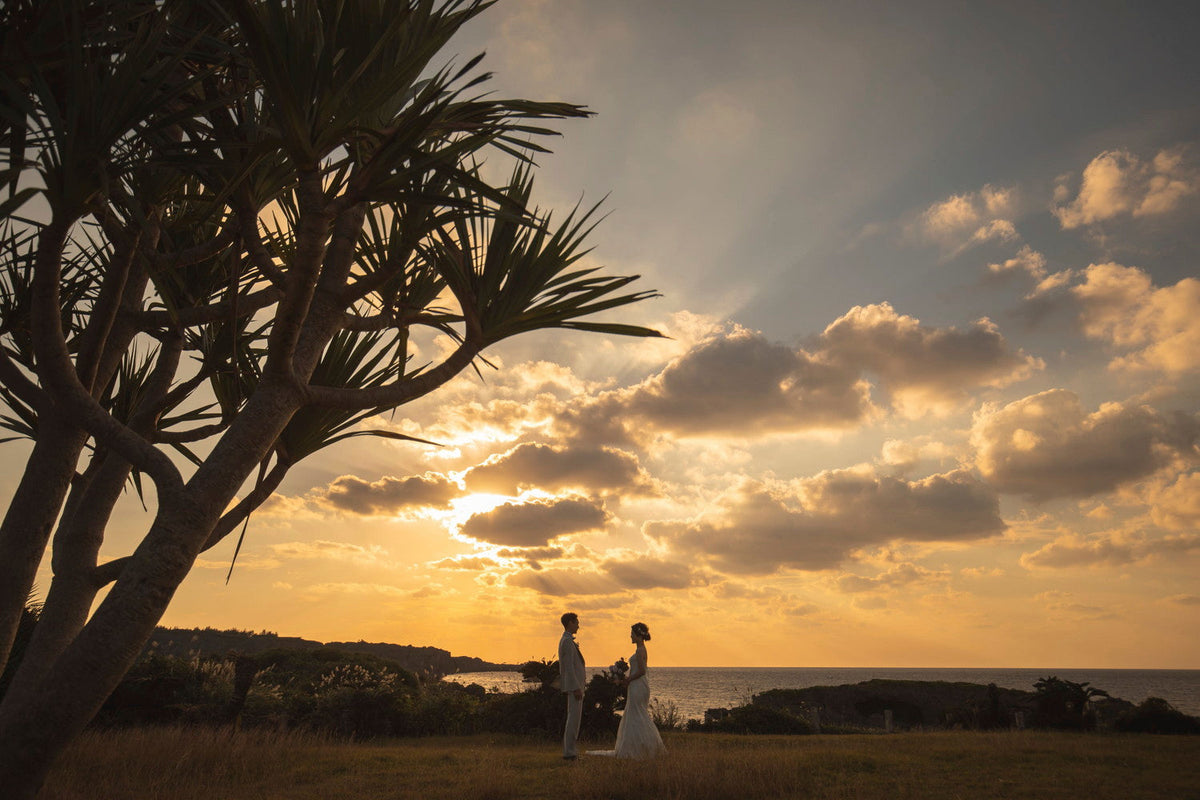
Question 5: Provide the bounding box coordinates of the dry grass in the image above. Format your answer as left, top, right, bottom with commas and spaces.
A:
40, 726, 1200, 800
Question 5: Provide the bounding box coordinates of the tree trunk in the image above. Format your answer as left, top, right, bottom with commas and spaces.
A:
0, 411, 88, 673
0, 382, 305, 798
6, 330, 183, 701
0, 492, 214, 799
1, 445, 135, 703
0, 255, 149, 673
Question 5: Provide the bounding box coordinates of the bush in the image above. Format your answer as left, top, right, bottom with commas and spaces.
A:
94, 655, 235, 726
650, 698, 683, 731
580, 669, 624, 739
409, 682, 482, 736
1115, 698, 1200, 734
306, 663, 417, 738
479, 686, 562, 737
695, 704, 813, 735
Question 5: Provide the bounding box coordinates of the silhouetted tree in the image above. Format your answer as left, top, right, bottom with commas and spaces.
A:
520, 658, 561, 692
1032, 675, 1110, 730
0, 1, 659, 794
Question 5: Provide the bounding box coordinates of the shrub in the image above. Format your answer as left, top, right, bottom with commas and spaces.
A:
696, 704, 813, 735
409, 682, 482, 736
306, 663, 417, 738
650, 698, 683, 731
1115, 698, 1200, 734
580, 668, 624, 739
479, 687, 562, 737
94, 655, 236, 726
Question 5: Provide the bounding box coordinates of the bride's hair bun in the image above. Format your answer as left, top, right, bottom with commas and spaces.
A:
632, 622, 651, 641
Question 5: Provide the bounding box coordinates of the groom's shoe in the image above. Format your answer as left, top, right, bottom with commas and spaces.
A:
562, 755, 577, 761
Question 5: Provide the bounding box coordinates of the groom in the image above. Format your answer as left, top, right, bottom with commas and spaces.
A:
558, 612, 585, 759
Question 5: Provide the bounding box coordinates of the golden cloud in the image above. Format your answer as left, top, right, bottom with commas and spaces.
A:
459, 495, 609, 547
645, 469, 1004, 575
818, 302, 1042, 414
972, 390, 1197, 501
463, 442, 658, 497
836, 562, 950, 593
320, 472, 462, 514
269, 540, 390, 566
1054, 147, 1199, 229
1020, 530, 1200, 569
1072, 263, 1200, 374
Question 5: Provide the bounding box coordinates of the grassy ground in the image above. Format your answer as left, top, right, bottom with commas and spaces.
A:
40, 726, 1200, 800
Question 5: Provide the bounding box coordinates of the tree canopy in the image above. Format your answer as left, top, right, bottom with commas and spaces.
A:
0, 1, 659, 795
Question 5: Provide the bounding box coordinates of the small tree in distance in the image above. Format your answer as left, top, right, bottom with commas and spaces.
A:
1032, 675, 1111, 730
0, 0, 661, 795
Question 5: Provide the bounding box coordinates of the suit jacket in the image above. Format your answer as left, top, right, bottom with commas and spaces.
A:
558, 631, 586, 693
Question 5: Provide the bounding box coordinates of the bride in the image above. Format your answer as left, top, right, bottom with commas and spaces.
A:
591, 622, 665, 759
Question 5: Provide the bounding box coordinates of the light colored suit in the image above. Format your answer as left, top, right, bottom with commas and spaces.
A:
558, 630, 585, 756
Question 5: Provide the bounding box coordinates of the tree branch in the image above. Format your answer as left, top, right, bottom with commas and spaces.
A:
155, 421, 230, 444
135, 284, 283, 329
234, 193, 287, 289
200, 456, 291, 552
146, 225, 238, 271
337, 310, 457, 332
303, 337, 480, 410
0, 349, 48, 414
262, 170, 330, 379
30, 220, 184, 495
72, 231, 139, 394
92, 557, 128, 587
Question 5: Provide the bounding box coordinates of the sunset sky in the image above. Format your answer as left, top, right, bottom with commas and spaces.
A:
22, 0, 1200, 669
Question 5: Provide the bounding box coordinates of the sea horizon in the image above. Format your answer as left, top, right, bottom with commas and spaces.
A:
445, 665, 1200, 721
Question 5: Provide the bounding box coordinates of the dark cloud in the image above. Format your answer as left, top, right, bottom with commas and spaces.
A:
557, 329, 871, 443
556, 310, 1038, 444
459, 496, 609, 547
463, 443, 658, 496
972, 390, 1199, 501
646, 469, 1004, 575
323, 473, 461, 514
623, 331, 871, 434
818, 303, 1041, 402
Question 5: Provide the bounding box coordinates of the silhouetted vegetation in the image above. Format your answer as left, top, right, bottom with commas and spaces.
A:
689, 704, 814, 735
143, 626, 514, 677
682, 677, 1198, 736
1115, 697, 1200, 735
1030, 675, 1110, 730
91, 651, 631, 740
84, 648, 1200, 741
0, 593, 40, 699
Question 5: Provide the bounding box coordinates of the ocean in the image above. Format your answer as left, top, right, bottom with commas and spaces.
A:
444, 667, 1200, 721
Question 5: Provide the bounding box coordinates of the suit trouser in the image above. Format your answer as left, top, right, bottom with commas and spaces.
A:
563, 693, 583, 757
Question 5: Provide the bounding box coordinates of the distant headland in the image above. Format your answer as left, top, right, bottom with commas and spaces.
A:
143, 627, 516, 677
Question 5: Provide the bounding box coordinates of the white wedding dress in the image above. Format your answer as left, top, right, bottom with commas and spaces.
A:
590, 648, 665, 759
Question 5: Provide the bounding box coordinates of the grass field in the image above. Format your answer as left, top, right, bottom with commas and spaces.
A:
40, 726, 1200, 800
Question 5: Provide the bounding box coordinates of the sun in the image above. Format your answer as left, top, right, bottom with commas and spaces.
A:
446, 492, 513, 526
